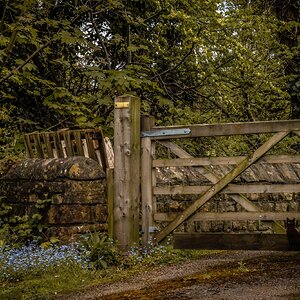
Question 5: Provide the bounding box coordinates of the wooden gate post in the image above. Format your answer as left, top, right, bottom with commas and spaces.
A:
113, 95, 140, 251
141, 116, 156, 246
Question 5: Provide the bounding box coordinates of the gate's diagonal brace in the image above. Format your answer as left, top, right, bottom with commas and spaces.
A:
153, 131, 290, 245
158, 141, 286, 233
159, 141, 258, 212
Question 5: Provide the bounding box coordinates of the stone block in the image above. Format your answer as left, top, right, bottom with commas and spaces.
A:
275, 202, 288, 212
247, 221, 259, 232
293, 193, 300, 201
258, 221, 273, 232
210, 221, 224, 232
47, 204, 108, 224
261, 202, 275, 211
283, 193, 293, 201
288, 201, 299, 211
218, 200, 235, 212
169, 201, 181, 212
65, 179, 106, 193
51, 192, 106, 204
232, 221, 247, 232
223, 221, 233, 232
197, 221, 211, 232
0, 157, 108, 242
45, 223, 108, 241
2, 157, 105, 181
183, 221, 195, 233
156, 202, 165, 213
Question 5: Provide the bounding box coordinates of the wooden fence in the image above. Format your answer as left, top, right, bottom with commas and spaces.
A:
24, 128, 113, 171
24, 127, 115, 239
113, 95, 300, 251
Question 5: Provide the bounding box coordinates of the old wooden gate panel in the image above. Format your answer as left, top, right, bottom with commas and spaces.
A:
141, 120, 300, 250
24, 128, 112, 171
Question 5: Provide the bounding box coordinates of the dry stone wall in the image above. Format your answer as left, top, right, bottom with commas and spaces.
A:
0, 157, 107, 241
156, 164, 300, 233
1, 156, 300, 240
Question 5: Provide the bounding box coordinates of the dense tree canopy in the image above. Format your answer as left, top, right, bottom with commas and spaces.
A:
0, 0, 298, 157
250, 0, 300, 118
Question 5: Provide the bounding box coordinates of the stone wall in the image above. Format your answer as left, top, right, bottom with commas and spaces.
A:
156, 165, 300, 233
1, 156, 299, 240
0, 157, 107, 241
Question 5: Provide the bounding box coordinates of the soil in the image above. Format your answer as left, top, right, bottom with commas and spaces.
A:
58, 251, 300, 300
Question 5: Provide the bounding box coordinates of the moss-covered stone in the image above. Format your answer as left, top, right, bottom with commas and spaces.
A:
0, 157, 107, 241
2, 157, 105, 181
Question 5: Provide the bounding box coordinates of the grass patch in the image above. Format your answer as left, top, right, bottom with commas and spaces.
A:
0, 266, 90, 300
0, 240, 218, 300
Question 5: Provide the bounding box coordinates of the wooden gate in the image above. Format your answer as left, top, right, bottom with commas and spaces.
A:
141, 120, 300, 250
113, 96, 300, 251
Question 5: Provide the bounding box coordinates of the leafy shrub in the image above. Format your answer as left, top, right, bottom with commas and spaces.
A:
81, 233, 122, 269
0, 196, 51, 247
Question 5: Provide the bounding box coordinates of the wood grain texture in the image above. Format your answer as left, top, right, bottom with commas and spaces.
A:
155, 212, 300, 222
147, 120, 300, 139
154, 183, 300, 195
113, 95, 140, 250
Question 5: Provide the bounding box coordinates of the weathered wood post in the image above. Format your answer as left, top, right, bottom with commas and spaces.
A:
107, 167, 114, 238
141, 116, 156, 246
113, 95, 140, 251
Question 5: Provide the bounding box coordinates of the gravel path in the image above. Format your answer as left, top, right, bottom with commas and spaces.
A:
57, 251, 300, 300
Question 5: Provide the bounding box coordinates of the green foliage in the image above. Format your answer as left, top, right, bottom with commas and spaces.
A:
249, 0, 300, 118
0, 237, 216, 300
81, 233, 122, 269
0, 242, 89, 299
0, 268, 89, 300
124, 242, 213, 268
0, 0, 297, 158
0, 196, 50, 246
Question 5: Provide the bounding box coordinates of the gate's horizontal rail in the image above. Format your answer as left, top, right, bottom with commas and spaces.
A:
173, 233, 290, 250
155, 212, 300, 222
154, 183, 300, 195
153, 155, 300, 167
143, 119, 300, 139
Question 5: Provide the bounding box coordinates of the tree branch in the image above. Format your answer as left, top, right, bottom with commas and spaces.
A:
0, 40, 52, 84
192, 89, 234, 121
0, 0, 9, 33
0, 29, 18, 72
150, 42, 196, 80
150, 25, 204, 81
0, 6, 90, 85
89, 12, 112, 70
127, 24, 132, 65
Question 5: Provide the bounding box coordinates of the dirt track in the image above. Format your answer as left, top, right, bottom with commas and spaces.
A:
59, 251, 300, 300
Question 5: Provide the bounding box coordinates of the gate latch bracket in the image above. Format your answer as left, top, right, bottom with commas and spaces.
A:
141, 128, 191, 138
